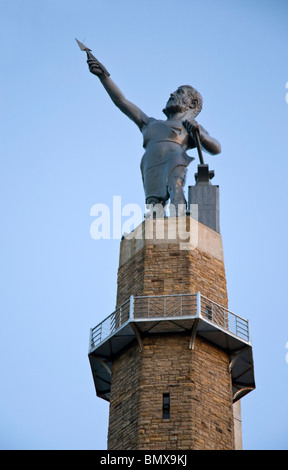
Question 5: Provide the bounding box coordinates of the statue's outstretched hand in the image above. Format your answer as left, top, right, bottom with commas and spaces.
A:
182, 119, 200, 136
87, 58, 105, 77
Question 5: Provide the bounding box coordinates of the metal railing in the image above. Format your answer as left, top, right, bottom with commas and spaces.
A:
89, 292, 250, 351
199, 295, 250, 341
90, 298, 130, 348
133, 293, 198, 319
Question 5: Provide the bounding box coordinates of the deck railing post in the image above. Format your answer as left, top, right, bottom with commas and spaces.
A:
196, 292, 201, 318
129, 295, 134, 320
89, 328, 93, 353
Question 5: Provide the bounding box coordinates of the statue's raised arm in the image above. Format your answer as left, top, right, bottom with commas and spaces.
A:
88, 58, 150, 131
75, 43, 149, 132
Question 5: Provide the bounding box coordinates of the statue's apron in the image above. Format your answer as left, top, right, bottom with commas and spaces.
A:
140, 119, 194, 201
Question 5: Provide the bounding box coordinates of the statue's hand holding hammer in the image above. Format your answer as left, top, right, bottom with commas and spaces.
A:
183, 119, 205, 164
182, 119, 200, 136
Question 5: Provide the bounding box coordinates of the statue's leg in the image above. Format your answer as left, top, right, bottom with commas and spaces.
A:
168, 171, 187, 216
145, 197, 166, 218
146, 197, 164, 205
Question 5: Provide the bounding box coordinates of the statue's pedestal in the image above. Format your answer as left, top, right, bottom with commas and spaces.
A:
188, 164, 220, 233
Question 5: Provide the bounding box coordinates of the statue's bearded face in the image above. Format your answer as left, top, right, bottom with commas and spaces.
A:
163, 85, 202, 118
165, 87, 191, 114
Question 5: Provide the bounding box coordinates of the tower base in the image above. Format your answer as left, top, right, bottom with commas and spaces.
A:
88, 217, 255, 449
108, 333, 236, 450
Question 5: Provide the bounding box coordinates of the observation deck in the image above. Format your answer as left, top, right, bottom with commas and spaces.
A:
88, 292, 255, 403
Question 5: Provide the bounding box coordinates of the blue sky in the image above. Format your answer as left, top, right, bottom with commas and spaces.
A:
1, 0, 288, 450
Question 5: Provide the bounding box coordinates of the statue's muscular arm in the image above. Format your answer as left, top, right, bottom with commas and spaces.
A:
88, 59, 150, 132
183, 119, 221, 155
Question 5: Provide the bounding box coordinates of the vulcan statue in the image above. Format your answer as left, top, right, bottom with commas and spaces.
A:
76, 40, 221, 213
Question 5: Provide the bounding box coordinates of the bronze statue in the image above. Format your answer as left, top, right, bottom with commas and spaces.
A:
76, 40, 221, 213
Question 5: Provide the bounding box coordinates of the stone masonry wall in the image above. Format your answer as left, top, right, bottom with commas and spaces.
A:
108, 342, 141, 449
116, 243, 228, 308
138, 334, 234, 450
108, 333, 234, 450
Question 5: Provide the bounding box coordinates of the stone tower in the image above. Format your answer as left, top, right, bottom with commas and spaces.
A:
88, 165, 255, 450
